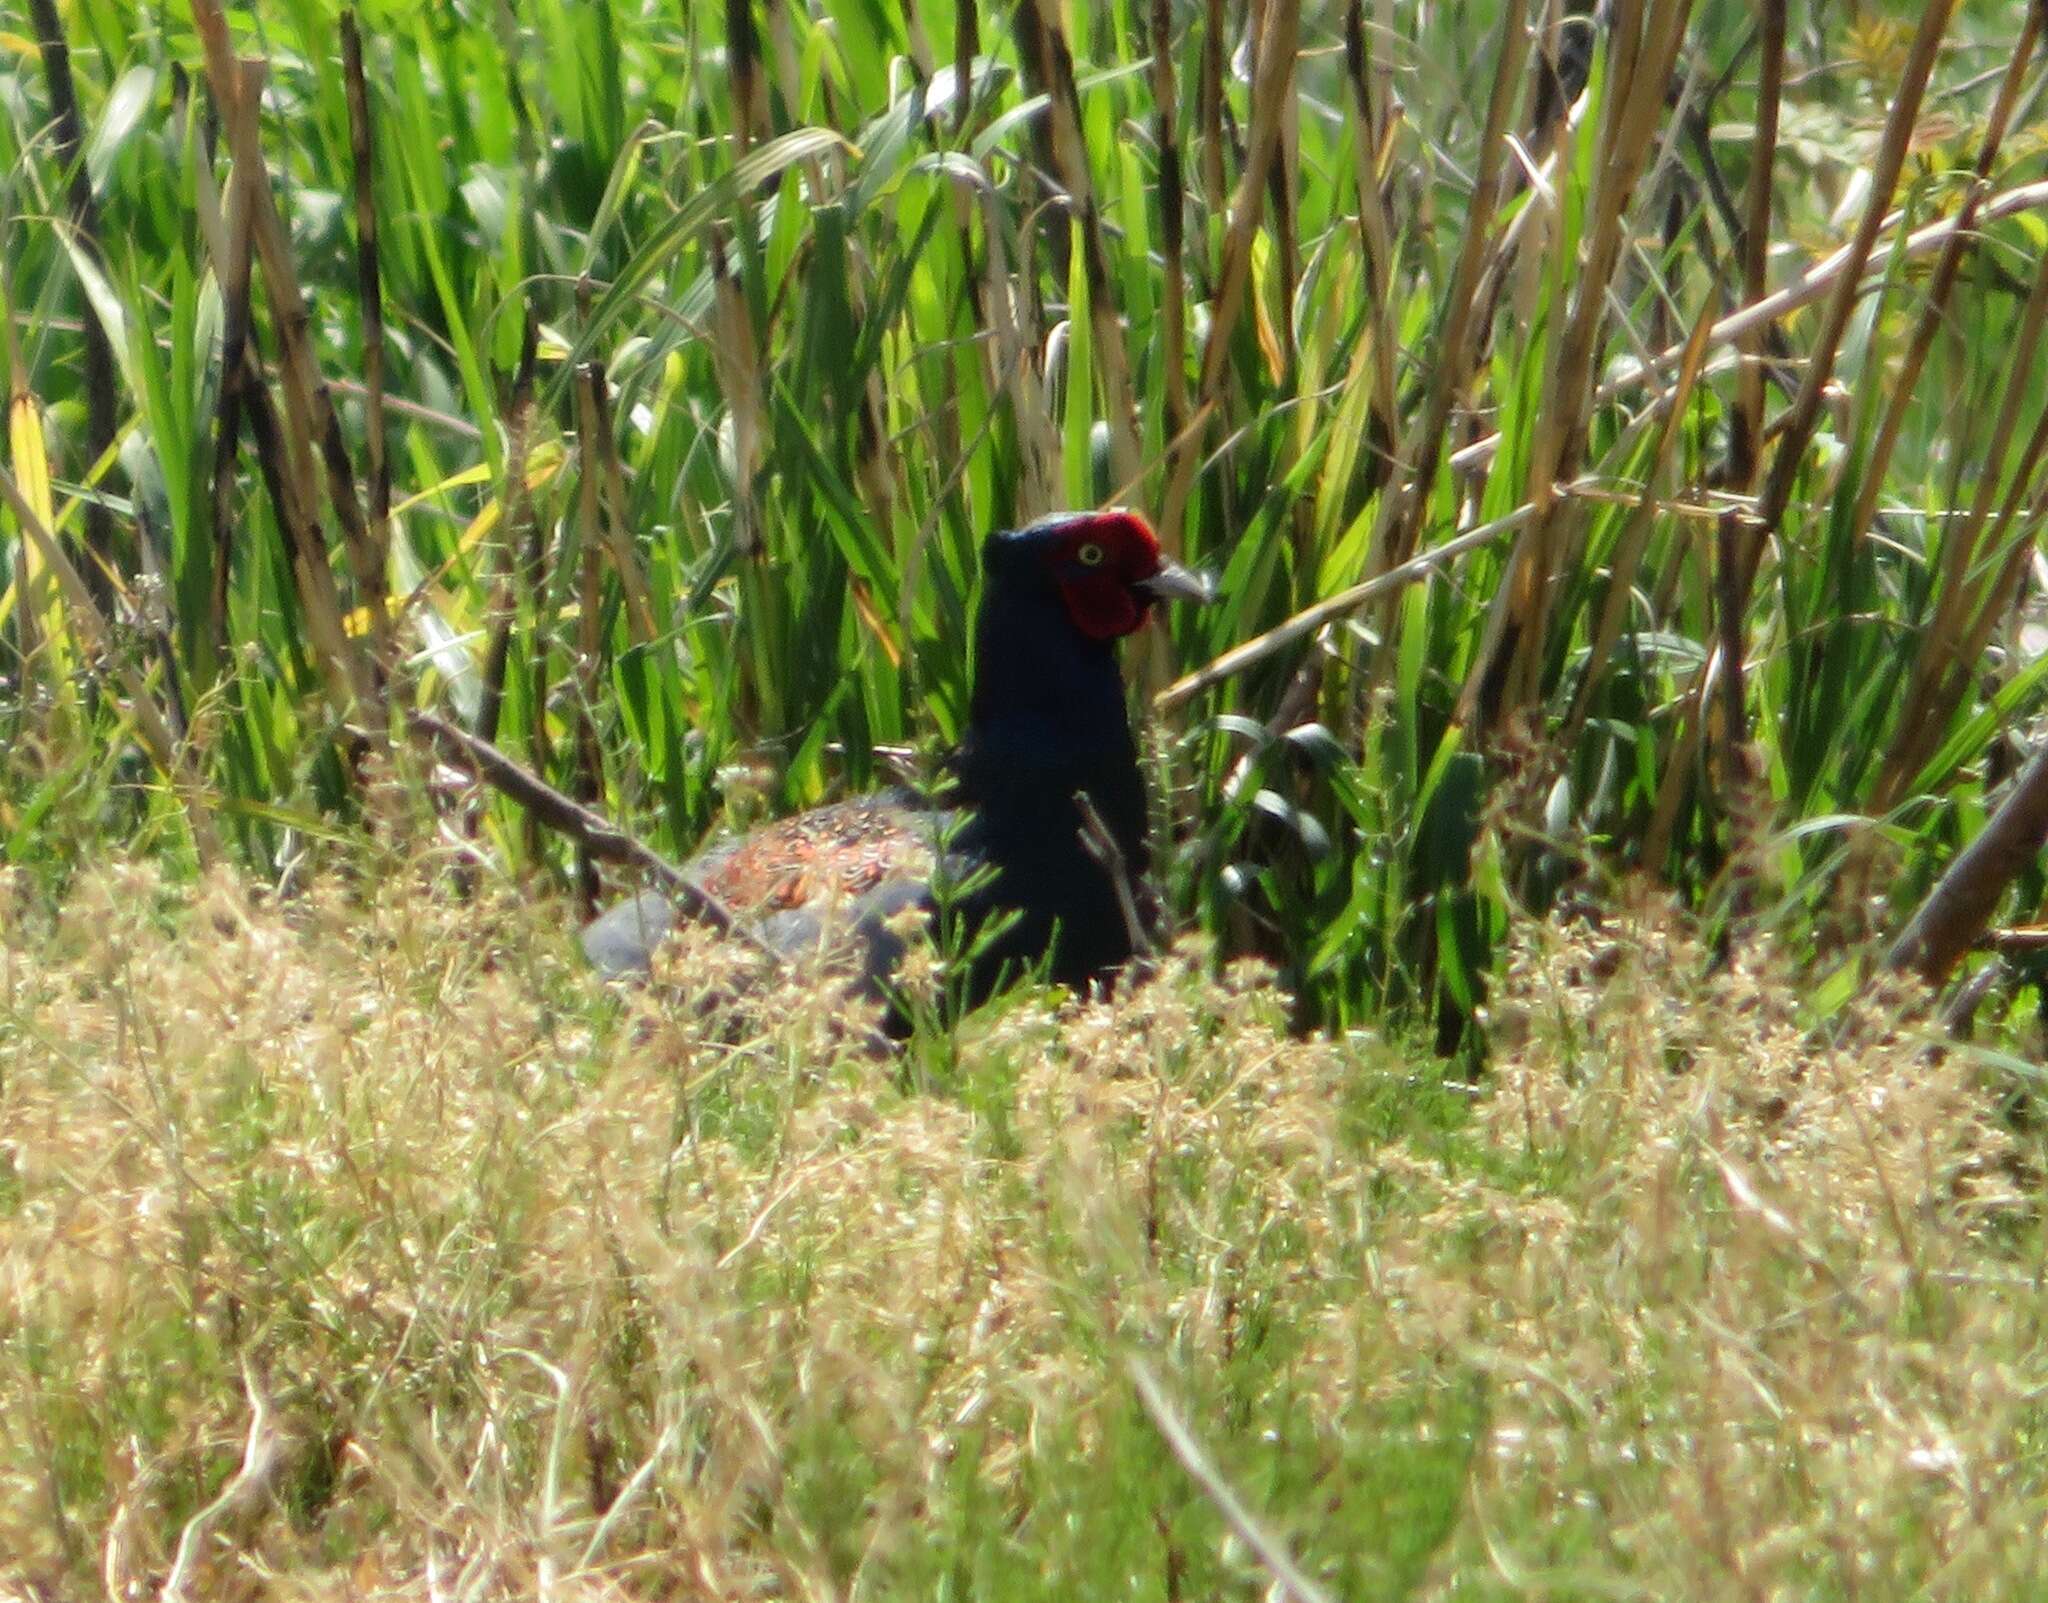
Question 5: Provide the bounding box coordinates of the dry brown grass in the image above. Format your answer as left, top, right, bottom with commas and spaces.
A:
1, 859, 2043, 1600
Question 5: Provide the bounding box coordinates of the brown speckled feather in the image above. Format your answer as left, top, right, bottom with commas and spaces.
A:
580, 793, 954, 983
691, 797, 940, 922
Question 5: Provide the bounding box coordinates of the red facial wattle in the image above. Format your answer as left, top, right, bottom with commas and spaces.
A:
1051, 512, 1166, 641
1059, 577, 1149, 640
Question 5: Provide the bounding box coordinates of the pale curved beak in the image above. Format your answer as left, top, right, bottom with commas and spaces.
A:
1134, 558, 1218, 606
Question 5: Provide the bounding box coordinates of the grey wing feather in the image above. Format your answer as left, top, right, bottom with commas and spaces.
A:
580, 890, 678, 977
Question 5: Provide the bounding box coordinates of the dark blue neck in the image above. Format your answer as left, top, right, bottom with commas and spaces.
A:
955, 562, 1146, 870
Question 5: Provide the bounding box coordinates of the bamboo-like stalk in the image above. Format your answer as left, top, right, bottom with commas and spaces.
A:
1197, 0, 1228, 239
1731, 0, 1958, 603
1009, 0, 1070, 287
26, 0, 118, 610
1465, 0, 1699, 730
1363, 0, 1530, 594
955, 0, 980, 132
191, 71, 251, 675
188, 58, 361, 720
1159, 0, 1300, 556
726, 0, 767, 154
339, 13, 392, 599
1189, 0, 1296, 408
583, 361, 660, 644
1152, 0, 1189, 452
192, 3, 388, 708
1024, 0, 1143, 514
1342, 0, 1400, 496
1260, 0, 1302, 381
1713, 0, 1783, 764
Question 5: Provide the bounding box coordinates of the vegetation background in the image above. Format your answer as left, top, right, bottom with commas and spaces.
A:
5, 0, 2048, 1596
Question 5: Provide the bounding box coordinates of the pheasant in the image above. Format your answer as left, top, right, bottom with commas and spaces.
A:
581, 509, 1212, 1025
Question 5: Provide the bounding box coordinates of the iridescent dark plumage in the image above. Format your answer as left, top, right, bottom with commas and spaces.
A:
581, 510, 1211, 1025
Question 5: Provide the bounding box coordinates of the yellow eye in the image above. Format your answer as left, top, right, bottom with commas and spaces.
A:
1076, 542, 1106, 567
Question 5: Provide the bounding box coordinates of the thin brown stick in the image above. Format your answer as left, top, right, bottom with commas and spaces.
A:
1342, 0, 1400, 498
407, 711, 761, 948
242, 359, 362, 715
1156, 502, 1538, 711
585, 361, 660, 642
1152, 0, 1188, 453
1074, 789, 1153, 959
1887, 742, 2048, 985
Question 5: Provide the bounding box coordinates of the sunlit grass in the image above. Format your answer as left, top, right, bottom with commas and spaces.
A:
2, 852, 2043, 1596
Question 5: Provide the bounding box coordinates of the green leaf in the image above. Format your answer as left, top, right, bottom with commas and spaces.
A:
86, 66, 158, 195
